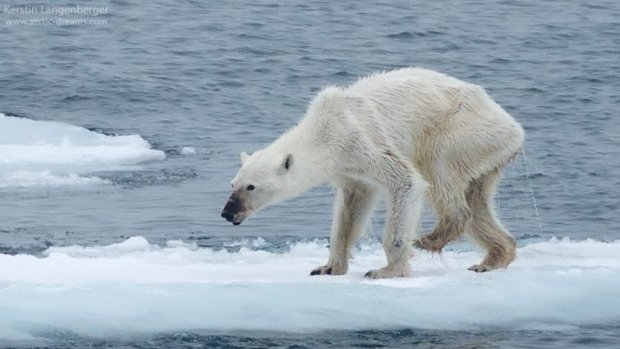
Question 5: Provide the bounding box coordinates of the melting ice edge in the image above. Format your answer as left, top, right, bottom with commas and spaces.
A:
1, 236, 619, 340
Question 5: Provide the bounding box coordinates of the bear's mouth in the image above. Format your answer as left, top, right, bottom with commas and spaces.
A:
231, 212, 248, 225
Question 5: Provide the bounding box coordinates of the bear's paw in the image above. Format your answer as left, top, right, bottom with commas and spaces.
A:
309, 264, 347, 276
364, 266, 410, 279
468, 264, 494, 273
414, 235, 446, 253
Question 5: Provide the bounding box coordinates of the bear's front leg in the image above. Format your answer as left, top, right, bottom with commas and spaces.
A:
364, 237, 411, 278
311, 182, 377, 276
365, 170, 426, 279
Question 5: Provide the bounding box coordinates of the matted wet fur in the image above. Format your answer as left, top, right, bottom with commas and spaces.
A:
222, 68, 524, 278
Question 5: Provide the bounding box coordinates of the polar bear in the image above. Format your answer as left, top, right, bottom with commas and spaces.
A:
221, 68, 524, 278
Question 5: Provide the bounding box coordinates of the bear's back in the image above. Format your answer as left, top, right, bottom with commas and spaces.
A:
347, 68, 469, 96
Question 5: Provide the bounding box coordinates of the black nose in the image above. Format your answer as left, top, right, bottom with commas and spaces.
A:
221, 211, 234, 222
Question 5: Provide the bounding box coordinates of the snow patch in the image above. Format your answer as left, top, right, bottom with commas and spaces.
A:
0, 113, 165, 188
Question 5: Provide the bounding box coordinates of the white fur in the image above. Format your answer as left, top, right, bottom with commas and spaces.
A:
229, 68, 524, 278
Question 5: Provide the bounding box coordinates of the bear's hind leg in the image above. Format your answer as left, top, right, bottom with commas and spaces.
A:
311, 182, 377, 276
415, 182, 472, 253
466, 168, 516, 272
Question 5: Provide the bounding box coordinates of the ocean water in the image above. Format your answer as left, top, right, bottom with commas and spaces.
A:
0, 0, 619, 348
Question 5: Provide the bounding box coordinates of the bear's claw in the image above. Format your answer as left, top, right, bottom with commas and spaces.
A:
468, 264, 492, 273
310, 264, 347, 276
310, 266, 332, 275
364, 266, 410, 279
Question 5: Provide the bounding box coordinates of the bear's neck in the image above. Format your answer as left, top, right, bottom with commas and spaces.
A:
269, 122, 333, 190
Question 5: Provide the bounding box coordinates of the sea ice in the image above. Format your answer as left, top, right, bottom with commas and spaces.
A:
0, 237, 618, 339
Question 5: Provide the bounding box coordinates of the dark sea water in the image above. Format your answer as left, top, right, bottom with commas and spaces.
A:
1, 0, 619, 348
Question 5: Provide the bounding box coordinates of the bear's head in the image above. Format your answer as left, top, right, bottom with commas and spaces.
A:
221, 150, 294, 225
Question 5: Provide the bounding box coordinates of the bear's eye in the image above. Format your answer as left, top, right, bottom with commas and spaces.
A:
246, 184, 255, 191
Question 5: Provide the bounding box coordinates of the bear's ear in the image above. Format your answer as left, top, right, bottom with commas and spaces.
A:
240, 151, 250, 165
283, 154, 293, 171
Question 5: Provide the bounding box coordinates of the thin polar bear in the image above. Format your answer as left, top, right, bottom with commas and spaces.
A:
221, 68, 524, 278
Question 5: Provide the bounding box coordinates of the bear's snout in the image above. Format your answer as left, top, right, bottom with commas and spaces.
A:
221, 194, 244, 225
221, 210, 235, 223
